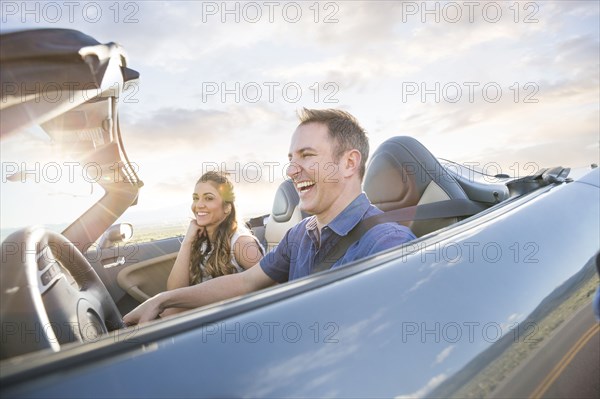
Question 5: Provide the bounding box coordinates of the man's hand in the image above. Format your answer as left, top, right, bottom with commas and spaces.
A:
124, 265, 275, 326
123, 295, 164, 326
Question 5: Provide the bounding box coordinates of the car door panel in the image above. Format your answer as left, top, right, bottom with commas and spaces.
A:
117, 252, 177, 302
85, 236, 181, 313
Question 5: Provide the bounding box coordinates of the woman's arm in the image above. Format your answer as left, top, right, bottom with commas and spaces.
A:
167, 221, 201, 290
233, 234, 264, 270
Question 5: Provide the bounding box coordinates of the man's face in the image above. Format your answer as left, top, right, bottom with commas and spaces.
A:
286, 122, 344, 218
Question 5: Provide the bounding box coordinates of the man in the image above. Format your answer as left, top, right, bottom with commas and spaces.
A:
123, 108, 415, 325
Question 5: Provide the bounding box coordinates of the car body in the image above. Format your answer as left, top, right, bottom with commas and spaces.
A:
1, 29, 599, 398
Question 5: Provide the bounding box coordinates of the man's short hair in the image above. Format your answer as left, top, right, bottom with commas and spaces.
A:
297, 108, 369, 179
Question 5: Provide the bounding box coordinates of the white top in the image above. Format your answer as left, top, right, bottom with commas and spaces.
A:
199, 227, 264, 282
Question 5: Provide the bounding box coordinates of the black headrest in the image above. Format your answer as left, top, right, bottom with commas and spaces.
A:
364, 136, 467, 211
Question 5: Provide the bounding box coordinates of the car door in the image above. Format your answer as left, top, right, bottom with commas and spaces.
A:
85, 235, 182, 314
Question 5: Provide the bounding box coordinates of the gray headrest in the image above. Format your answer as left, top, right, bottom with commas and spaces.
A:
271, 180, 300, 223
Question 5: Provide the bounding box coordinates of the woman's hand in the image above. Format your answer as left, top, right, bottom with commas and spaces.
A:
182, 219, 204, 245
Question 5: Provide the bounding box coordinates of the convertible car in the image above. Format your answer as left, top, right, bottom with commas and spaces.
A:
1, 29, 599, 398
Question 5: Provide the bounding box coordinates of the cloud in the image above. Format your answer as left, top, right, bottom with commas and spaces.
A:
396, 373, 448, 399
433, 345, 455, 366
245, 309, 388, 397
121, 104, 289, 156
263, 54, 419, 94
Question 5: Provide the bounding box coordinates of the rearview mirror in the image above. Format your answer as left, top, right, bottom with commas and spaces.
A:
98, 223, 133, 249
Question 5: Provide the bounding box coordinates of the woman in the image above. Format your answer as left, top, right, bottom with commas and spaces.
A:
166, 171, 264, 297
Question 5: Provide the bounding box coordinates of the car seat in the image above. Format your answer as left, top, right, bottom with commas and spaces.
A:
363, 136, 501, 237
263, 179, 308, 251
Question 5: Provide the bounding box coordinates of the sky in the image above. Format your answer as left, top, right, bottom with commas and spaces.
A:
1, 0, 599, 230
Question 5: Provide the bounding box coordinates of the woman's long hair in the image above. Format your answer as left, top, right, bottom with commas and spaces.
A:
189, 171, 238, 284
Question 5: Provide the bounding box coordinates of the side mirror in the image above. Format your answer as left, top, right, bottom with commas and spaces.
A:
98, 223, 133, 249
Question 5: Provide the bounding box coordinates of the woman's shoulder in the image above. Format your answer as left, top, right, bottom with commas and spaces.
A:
230, 226, 265, 268
230, 226, 254, 243
231, 227, 260, 248
230, 226, 264, 250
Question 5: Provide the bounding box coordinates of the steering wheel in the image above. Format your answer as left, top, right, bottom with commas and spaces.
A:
1, 227, 124, 359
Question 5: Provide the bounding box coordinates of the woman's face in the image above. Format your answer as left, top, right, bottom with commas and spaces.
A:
191, 181, 230, 230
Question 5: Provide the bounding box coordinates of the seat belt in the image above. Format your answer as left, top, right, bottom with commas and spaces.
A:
311, 199, 489, 274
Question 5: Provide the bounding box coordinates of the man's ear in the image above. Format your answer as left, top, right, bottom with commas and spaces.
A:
342, 149, 362, 178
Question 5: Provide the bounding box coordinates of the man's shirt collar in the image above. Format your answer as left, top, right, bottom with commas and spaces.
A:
305, 193, 371, 237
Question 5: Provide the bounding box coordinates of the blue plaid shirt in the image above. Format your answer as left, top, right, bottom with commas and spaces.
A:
260, 193, 416, 282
